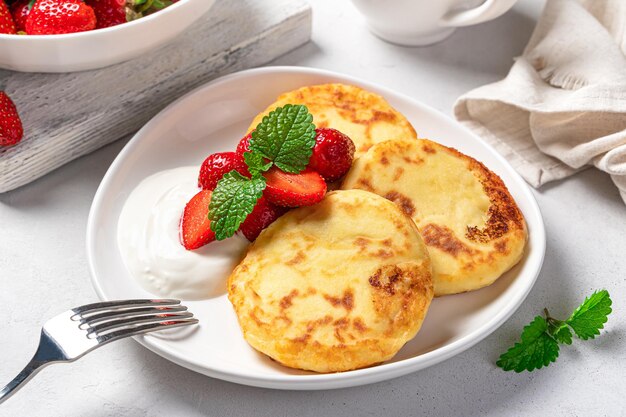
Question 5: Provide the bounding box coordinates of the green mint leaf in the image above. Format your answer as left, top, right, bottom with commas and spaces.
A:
208, 171, 266, 240
566, 290, 612, 340
250, 104, 316, 173
552, 325, 573, 345
243, 151, 272, 176
496, 316, 559, 373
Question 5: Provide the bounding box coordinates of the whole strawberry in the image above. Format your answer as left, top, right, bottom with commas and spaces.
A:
198, 151, 249, 191
10, 0, 29, 31
0, 0, 17, 33
86, 0, 125, 28
308, 128, 355, 182
25, 0, 96, 35
0, 92, 24, 147
235, 133, 252, 157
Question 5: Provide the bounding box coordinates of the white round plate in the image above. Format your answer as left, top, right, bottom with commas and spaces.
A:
87, 66, 545, 390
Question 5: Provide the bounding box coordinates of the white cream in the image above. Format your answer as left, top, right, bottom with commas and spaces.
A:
117, 166, 249, 300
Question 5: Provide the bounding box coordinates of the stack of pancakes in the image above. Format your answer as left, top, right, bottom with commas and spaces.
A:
228, 84, 527, 373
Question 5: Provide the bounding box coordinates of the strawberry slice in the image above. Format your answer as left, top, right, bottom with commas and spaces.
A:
180, 189, 216, 250
263, 167, 327, 207
239, 196, 287, 241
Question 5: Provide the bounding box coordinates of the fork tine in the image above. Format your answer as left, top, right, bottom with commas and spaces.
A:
72, 299, 181, 316
79, 306, 188, 326
95, 318, 199, 345
86, 312, 195, 336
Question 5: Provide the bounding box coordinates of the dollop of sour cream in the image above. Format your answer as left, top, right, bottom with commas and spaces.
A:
117, 166, 249, 300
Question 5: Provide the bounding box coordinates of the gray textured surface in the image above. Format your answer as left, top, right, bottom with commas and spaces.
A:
0, 0, 311, 193
1, 0, 625, 416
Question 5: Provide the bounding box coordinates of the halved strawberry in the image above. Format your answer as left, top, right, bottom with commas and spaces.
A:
239, 196, 287, 241
198, 151, 249, 191
263, 167, 327, 207
180, 189, 215, 250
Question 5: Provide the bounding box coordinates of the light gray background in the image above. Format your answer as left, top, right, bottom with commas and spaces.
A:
1, 0, 625, 416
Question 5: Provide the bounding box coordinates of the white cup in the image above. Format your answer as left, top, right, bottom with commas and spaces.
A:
350, 0, 519, 46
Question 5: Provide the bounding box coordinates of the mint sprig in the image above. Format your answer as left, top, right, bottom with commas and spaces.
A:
497, 290, 612, 373
207, 105, 316, 240
250, 104, 316, 174
208, 172, 265, 241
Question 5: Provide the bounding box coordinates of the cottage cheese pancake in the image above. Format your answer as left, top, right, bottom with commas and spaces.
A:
342, 139, 527, 296
228, 190, 433, 373
247, 83, 418, 157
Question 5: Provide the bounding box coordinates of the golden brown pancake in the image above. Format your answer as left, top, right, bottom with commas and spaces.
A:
342, 139, 527, 296
247, 83, 418, 157
228, 190, 433, 373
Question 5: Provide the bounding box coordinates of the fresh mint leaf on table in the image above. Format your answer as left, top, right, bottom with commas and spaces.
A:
208, 105, 316, 240
250, 104, 316, 173
496, 316, 560, 373
497, 290, 612, 372
566, 290, 613, 340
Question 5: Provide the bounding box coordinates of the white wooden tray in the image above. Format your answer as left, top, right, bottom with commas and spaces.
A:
0, 0, 311, 193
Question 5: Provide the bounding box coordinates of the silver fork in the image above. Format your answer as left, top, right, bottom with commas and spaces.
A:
0, 299, 198, 405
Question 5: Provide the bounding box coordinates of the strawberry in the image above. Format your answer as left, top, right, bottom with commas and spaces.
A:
198, 151, 249, 191
86, 0, 125, 28
308, 128, 355, 182
236, 133, 252, 157
239, 196, 287, 241
180, 189, 216, 250
10, 0, 29, 31
0, 92, 23, 147
263, 167, 326, 207
0, 0, 16, 33
25, 0, 96, 35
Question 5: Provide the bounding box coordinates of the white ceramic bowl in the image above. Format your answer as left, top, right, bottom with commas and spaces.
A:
0, 0, 216, 73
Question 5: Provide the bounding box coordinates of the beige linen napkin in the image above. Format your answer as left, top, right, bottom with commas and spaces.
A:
454, 0, 626, 203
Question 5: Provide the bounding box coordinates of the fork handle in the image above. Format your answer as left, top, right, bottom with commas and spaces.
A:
0, 357, 49, 405
0, 331, 64, 405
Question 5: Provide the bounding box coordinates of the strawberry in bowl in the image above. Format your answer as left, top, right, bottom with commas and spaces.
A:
0, 0, 215, 72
